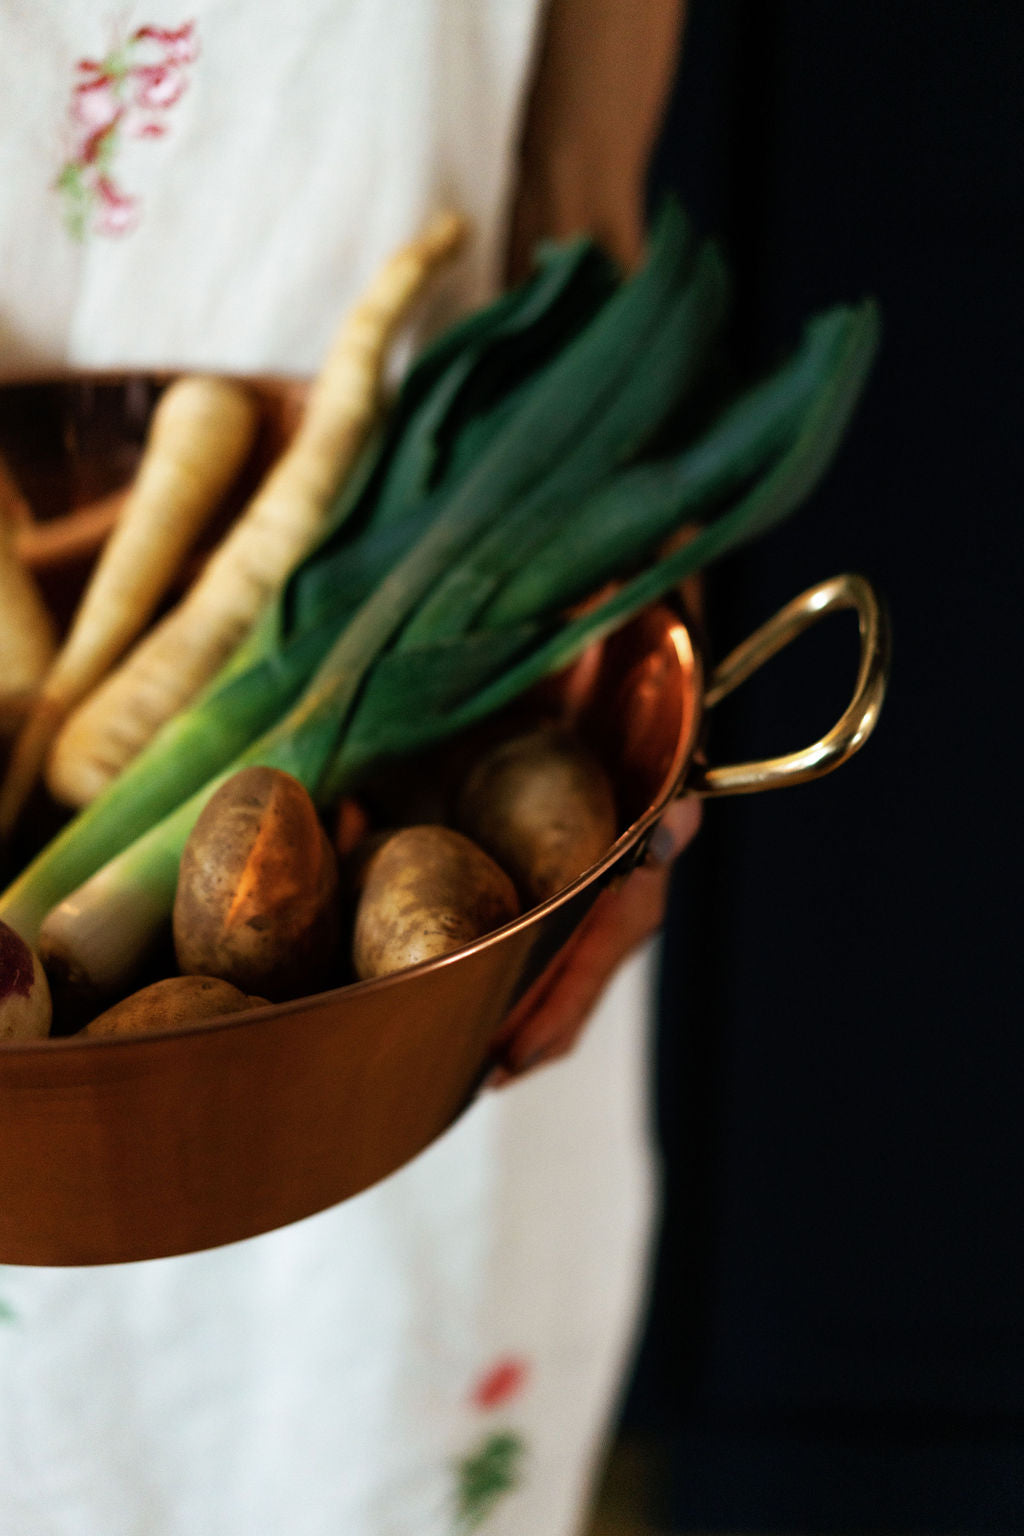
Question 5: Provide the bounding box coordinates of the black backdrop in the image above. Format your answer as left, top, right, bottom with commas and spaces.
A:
632, 3, 1024, 1530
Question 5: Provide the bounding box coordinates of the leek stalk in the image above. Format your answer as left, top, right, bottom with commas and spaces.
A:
2, 201, 881, 1003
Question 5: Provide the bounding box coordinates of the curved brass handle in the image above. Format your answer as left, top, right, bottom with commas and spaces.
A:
685, 572, 891, 797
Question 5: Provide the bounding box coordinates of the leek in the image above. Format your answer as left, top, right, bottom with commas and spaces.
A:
2, 200, 881, 1002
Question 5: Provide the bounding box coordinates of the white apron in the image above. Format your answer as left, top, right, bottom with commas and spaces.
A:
0, 5, 661, 1532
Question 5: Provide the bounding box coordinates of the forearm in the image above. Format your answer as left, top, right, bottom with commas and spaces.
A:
507, 0, 688, 278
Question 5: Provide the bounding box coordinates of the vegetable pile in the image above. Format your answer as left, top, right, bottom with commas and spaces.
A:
0, 199, 879, 1040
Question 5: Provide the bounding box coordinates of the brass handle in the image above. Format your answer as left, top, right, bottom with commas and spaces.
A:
685, 572, 891, 798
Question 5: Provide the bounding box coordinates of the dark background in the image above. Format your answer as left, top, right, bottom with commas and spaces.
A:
632, 3, 1024, 1530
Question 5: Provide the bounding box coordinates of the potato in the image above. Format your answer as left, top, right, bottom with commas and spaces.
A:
352, 825, 519, 980
173, 766, 340, 1001
83, 975, 267, 1038
332, 794, 371, 858
0, 918, 52, 1041
455, 725, 618, 906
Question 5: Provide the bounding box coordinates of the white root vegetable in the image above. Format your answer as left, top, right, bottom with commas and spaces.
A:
0, 375, 260, 836
46, 209, 468, 810
0, 450, 34, 530
0, 509, 57, 735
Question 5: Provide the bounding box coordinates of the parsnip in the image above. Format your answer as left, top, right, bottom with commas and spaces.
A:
0, 510, 57, 734
0, 450, 34, 530
47, 209, 468, 810
0, 376, 259, 835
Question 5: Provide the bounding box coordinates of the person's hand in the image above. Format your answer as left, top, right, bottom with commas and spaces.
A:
485, 795, 701, 1086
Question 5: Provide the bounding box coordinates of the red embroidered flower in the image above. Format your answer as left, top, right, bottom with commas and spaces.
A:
471, 1356, 530, 1411
457, 1362, 531, 1526
94, 177, 139, 236
132, 22, 200, 65
133, 63, 187, 111
56, 20, 198, 240
71, 74, 121, 133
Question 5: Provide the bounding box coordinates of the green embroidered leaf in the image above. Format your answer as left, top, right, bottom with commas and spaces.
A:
56, 162, 92, 240
95, 128, 120, 175
455, 1431, 526, 1531
106, 48, 132, 82
0, 1298, 16, 1324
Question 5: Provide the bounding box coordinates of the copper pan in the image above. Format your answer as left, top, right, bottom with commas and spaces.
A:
0, 379, 890, 1265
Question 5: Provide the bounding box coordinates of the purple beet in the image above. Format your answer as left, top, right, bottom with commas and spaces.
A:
0, 918, 52, 1041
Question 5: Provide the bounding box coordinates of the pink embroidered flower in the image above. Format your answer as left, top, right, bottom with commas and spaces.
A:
471, 1356, 530, 1412
133, 22, 200, 65
133, 62, 187, 110
71, 74, 121, 133
94, 177, 139, 236
131, 119, 169, 139
55, 19, 198, 240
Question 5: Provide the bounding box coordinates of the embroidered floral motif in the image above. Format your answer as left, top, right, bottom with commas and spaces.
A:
56, 21, 199, 240
471, 1356, 529, 1411
455, 1432, 526, 1532
454, 1356, 530, 1530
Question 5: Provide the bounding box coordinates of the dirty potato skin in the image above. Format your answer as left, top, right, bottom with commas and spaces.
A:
84, 975, 268, 1037
173, 766, 341, 1001
353, 825, 519, 980
455, 725, 618, 906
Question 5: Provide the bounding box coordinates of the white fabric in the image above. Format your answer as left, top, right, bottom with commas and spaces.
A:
0, 5, 661, 1533
0, 950, 659, 1536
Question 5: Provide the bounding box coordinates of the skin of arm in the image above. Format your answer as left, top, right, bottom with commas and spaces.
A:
506, 0, 689, 280
492, 0, 698, 1083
